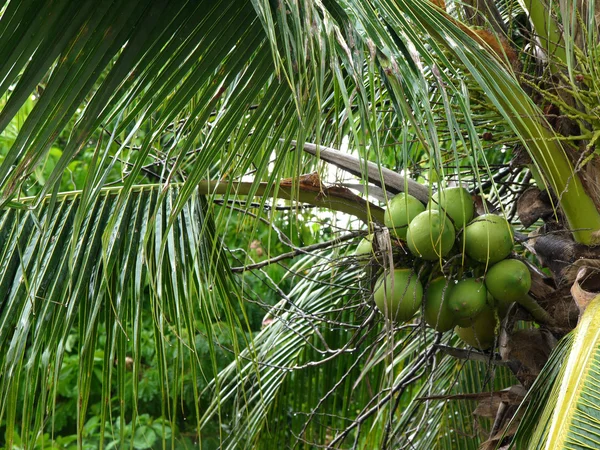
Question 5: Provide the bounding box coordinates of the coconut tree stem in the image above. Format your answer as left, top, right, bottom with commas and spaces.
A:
493, 85, 600, 245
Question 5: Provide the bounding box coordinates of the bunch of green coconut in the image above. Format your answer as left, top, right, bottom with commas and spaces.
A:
355, 187, 532, 350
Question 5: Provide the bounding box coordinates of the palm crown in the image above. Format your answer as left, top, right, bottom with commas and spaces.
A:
0, 0, 599, 448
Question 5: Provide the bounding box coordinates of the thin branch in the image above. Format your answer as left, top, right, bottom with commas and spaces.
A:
329, 334, 442, 447
230, 231, 365, 272
434, 344, 509, 365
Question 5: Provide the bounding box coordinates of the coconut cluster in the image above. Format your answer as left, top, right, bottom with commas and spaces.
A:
356, 187, 532, 350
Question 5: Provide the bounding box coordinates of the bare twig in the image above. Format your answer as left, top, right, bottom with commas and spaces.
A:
329, 334, 442, 447
434, 344, 508, 365
230, 231, 366, 273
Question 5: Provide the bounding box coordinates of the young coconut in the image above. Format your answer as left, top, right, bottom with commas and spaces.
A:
485, 259, 531, 308
427, 187, 474, 229
484, 292, 511, 318
423, 277, 456, 332
447, 278, 488, 321
485, 259, 552, 323
406, 210, 456, 261
455, 306, 498, 350
454, 292, 498, 326
355, 234, 374, 266
384, 193, 425, 240
463, 214, 514, 264
373, 268, 423, 322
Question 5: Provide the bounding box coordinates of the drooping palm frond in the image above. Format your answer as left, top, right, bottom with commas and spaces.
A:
200, 251, 369, 449
389, 337, 518, 449
0, 0, 331, 215
0, 185, 244, 448
0, 0, 599, 448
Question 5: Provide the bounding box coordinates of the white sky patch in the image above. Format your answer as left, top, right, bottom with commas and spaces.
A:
240, 148, 277, 183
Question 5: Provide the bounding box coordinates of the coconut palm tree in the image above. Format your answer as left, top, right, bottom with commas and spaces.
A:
0, 0, 599, 448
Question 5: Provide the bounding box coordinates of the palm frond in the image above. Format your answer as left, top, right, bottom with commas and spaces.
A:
387, 335, 518, 449
511, 296, 600, 450
0, 185, 241, 448
0, 0, 598, 448
200, 252, 366, 448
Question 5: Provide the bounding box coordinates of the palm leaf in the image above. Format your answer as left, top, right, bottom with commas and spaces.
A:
200, 252, 366, 449
0, 1, 598, 448
0, 185, 242, 448
511, 296, 600, 450
389, 336, 518, 449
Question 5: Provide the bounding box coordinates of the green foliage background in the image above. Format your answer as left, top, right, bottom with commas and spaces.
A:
1, 0, 598, 448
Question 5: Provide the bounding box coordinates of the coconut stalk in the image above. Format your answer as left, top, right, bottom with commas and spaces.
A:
517, 293, 555, 325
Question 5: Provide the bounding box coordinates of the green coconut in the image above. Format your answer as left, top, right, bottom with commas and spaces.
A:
373, 269, 424, 322
384, 193, 425, 240
447, 278, 488, 321
463, 214, 514, 264
427, 187, 474, 229
406, 210, 456, 261
423, 277, 456, 332
485, 259, 531, 307
455, 306, 498, 350
355, 234, 374, 266
485, 292, 496, 307
457, 293, 506, 326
